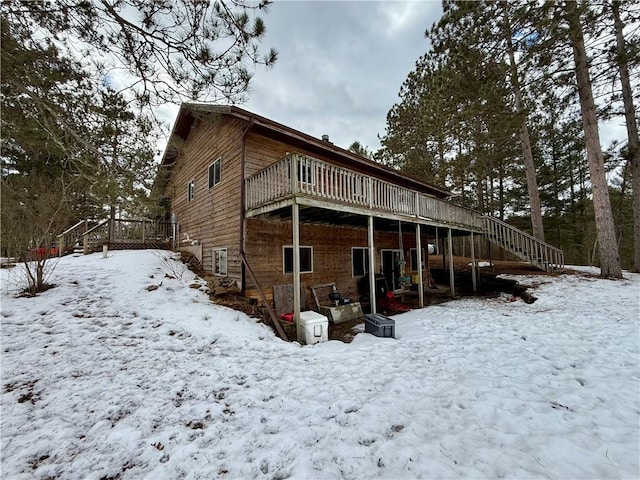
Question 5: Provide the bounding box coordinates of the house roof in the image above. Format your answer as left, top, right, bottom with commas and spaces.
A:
156, 103, 453, 199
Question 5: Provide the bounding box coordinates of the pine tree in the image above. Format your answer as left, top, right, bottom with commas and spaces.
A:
348, 141, 374, 160
3, 0, 277, 105
381, 52, 454, 187
426, 0, 546, 239
500, 0, 545, 241
382, 14, 521, 214
611, 0, 640, 272
564, 0, 622, 278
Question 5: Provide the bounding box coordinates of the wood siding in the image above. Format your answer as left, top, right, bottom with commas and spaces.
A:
244, 217, 433, 304
244, 132, 372, 178
165, 115, 245, 280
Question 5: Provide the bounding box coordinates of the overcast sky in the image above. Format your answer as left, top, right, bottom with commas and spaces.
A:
156, 0, 625, 155
157, 1, 443, 153
243, 1, 443, 151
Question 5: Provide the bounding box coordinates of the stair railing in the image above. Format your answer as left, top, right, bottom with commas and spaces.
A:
81, 219, 109, 254
57, 219, 89, 257
483, 216, 564, 272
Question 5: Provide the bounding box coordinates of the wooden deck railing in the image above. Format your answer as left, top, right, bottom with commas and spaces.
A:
245, 153, 483, 230
110, 219, 172, 243
81, 219, 172, 253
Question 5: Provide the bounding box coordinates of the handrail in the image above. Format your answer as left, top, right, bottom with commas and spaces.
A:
80, 219, 173, 254
482, 216, 562, 253
245, 156, 293, 208
81, 219, 109, 254
483, 216, 564, 272
57, 219, 90, 256
82, 219, 109, 237
57, 219, 87, 238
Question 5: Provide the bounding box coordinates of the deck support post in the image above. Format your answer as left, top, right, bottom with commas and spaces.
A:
440, 228, 446, 271
293, 201, 301, 340
291, 154, 301, 341
368, 215, 377, 314
448, 228, 455, 298
471, 232, 477, 293
416, 223, 424, 308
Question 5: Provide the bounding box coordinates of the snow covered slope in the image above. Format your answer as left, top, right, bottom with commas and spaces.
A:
1, 250, 638, 479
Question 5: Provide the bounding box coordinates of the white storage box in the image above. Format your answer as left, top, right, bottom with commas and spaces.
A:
297, 311, 328, 345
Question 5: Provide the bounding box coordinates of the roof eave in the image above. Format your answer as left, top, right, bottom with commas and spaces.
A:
156, 103, 454, 200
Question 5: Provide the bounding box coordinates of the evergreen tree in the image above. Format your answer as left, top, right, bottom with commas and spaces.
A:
428, 0, 546, 239
2, 0, 277, 105
348, 141, 374, 160
610, 0, 640, 272
563, 0, 622, 278
381, 52, 453, 187
382, 0, 633, 272
382, 24, 521, 214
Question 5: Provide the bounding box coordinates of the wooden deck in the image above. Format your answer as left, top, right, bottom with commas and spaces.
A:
58, 219, 173, 255
244, 153, 564, 272
245, 153, 484, 233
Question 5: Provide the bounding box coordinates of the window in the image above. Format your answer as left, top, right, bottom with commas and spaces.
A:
352, 247, 370, 277
208, 158, 221, 189
283, 246, 313, 274
187, 180, 195, 201
213, 248, 227, 276
410, 248, 426, 271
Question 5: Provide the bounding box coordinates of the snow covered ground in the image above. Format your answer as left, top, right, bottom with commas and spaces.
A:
1, 250, 638, 480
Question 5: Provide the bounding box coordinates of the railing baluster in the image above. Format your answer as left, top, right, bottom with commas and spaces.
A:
243, 154, 567, 274
482, 215, 564, 272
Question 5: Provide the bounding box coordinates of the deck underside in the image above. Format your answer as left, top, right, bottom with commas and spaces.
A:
245, 196, 482, 236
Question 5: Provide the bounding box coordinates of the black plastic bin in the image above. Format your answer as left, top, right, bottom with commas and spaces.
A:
364, 313, 396, 338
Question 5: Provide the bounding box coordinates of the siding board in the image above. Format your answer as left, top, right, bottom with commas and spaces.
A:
245, 133, 373, 178
244, 217, 405, 304
165, 115, 244, 279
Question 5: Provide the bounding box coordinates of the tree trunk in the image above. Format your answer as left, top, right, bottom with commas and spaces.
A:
567, 1, 622, 278
612, 0, 640, 272
36, 259, 45, 292
502, 1, 545, 241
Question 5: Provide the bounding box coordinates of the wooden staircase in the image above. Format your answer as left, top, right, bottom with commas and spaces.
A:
482, 216, 564, 273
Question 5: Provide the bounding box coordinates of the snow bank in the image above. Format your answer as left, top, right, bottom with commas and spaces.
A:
1, 250, 638, 479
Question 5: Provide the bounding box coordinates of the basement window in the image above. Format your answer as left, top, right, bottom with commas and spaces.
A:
213, 248, 227, 276
208, 158, 221, 189
283, 246, 313, 274
352, 247, 370, 277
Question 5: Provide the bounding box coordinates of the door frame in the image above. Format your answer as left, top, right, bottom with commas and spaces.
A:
380, 248, 403, 292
